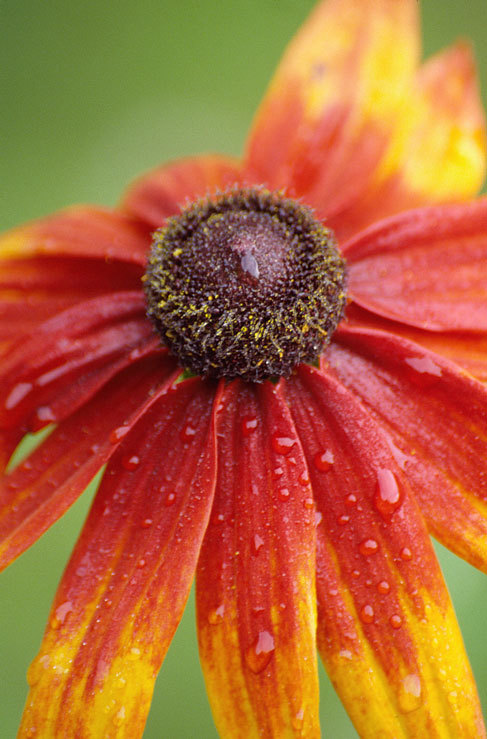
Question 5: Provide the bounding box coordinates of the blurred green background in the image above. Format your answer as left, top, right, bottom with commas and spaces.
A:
1, 0, 487, 736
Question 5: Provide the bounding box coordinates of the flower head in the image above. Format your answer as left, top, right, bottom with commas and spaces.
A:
1, 0, 487, 737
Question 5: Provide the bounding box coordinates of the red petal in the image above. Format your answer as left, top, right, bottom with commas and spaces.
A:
0, 255, 142, 346
196, 381, 319, 737
284, 365, 485, 737
0, 207, 149, 266
0, 352, 178, 570
344, 304, 487, 383
20, 378, 218, 737
345, 199, 487, 331
244, 0, 419, 223
0, 292, 155, 471
121, 154, 242, 229
328, 324, 487, 573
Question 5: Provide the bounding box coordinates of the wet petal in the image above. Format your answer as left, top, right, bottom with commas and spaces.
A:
245, 0, 419, 221
121, 154, 242, 229
0, 352, 178, 570
285, 365, 485, 738
345, 199, 487, 331
344, 304, 487, 383
0, 255, 142, 349
19, 378, 218, 738
328, 325, 487, 574
196, 381, 319, 738
0, 207, 149, 267
333, 42, 486, 238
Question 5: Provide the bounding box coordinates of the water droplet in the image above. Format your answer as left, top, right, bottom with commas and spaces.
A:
245, 630, 275, 674
299, 470, 310, 486
400, 547, 413, 562
137, 559, 146, 568
278, 487, 290, 501
390, 614, 403, 630
110, 425, 130, 444
27, 654, 50, 686
337, 514, 350, 526
377, 580, 390, 595
113, 706, 126, 727
339, 649, 353, 660
50, 601, 73, 629
345, 494, 357, 507
374, 468, 402, 517
351, 569, 360, 579
241, 416, 258, 436
164, 491, 176, 506
208, 604, 225, 625
180, 424, 197, 442
313, 449, 334, 472
359, 538, 379, 556
273, 466, 284, 478
5, 381, 33, 411
359, 605, 374, 624
314, 511, 323, 526
292, 708, 304, 731
272, 436, 296, 456
128, 647, 141, 660
303, 497, 314, 510
121, 454, 140, 471
399, 674, 422, 713
405, 356, 442, 389
32, 405, 56, 431
241, 252, 260, 279
252, 534, 265, 555
141, 518, 153, 528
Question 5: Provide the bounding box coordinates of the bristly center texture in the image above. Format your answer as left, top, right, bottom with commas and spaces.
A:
144, 188, 347, 382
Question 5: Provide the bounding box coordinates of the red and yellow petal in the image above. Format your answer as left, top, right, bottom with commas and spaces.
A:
121, 154, 242, 229
345, 199, 487, 331
245, 0, 419, 221
0, 352, 178, 570
328, 324, 487, 574
19, 378, 218, 738
333, 42, 486, 238
0, 207, 149, 267
284, 365, 485, 737
196, 381, 319, 738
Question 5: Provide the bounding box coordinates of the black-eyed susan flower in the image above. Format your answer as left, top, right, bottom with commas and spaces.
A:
2, 0, 487, 736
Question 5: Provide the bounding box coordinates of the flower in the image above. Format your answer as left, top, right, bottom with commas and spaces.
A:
1, 0, 487, 736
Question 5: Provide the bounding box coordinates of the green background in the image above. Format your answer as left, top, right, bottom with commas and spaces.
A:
1, 1, 487, 736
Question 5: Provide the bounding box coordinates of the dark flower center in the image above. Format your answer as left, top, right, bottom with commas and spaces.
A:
144, 188, 347, 382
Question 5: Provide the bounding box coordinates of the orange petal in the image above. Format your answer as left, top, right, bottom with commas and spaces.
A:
19, 378, 218, 738
328, 324, 487, 574
196, 381, 319, 737
121, 154, 242, 229
245, 0, 419, 220
335, 42, 486, 238
285, 365, 485, 737
0, 207, 149, 266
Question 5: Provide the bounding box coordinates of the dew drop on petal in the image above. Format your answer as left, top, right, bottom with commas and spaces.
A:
180, 424, 197, 442
399, 674, 422, 713
313, 449, 334, 472
292, 708, 305, 732
272, 436, 296, 456
50, 601, 73, 629
252, 534, 265, 555
208, 604, 225, 625
303, 497, 314, 510
299, 470, 310, 485
278, 487, 290, 501
110, 425, 130, 444
33, 405, 56, 430
128, 647, 141, 661
374, 468, 402, 517
273, 466, 284, 479
241, 416, 258, 436
404, 356, 442, 389
141, 518, 153, 528
359, 605, 374, 624
377, 580, 390, 595
245, 630, 275, 674
390, 614, 403, 630
337, 514, 350, 526
121, 454, 140, 471
359, 538, 379, 556
400, 547, 413, 562
315, 511, 323, 526
164, 491, 176, 506
113, 705, 126, 727
5, 382, 33, 411
345, 494, 357, 507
